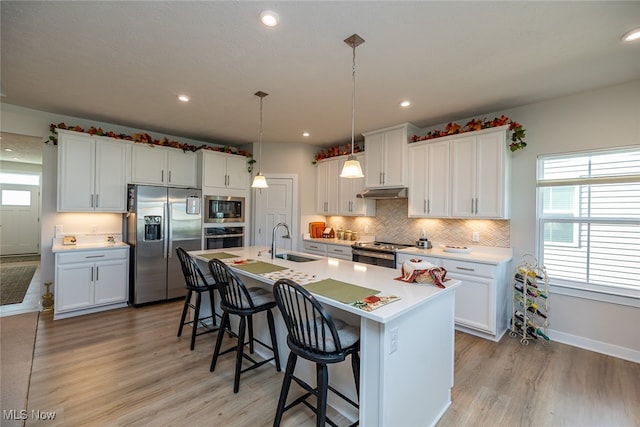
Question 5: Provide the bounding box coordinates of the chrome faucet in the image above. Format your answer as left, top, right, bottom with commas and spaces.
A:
271, 222, 291, 259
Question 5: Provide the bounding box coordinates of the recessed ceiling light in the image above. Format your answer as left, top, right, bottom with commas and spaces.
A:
622, 28, 640, 42
3, 148, 13, 152
260, 10, 279, 27
178, 95, 190, 102
400, 101, 411, 107
302, 132, 310, 137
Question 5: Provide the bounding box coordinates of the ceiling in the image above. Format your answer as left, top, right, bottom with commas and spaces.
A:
2, 1, 639, 155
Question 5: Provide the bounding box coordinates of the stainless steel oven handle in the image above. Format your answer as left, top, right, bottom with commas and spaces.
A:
205, 234, 245, 239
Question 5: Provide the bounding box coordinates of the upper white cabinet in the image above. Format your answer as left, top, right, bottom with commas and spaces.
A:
450, 127, 510, 218
408, 140, 450, 218
201, 150, 248, 191
57, 130, 127, 212
363, 123, 420, 189
316, 158, 339, 215
131, 144, 197, 188
338, 154, 375, 216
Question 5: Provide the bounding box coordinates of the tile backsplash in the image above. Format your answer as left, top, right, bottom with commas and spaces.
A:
326, 199, 510, 247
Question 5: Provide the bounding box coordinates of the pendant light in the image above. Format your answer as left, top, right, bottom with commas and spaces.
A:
340, 33, 365, 179
251, 91, 269, 188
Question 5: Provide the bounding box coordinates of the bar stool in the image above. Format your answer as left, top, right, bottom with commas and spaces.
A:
176, 247, 220, 351
208, 258, 281, 393
272, 278, 360, 427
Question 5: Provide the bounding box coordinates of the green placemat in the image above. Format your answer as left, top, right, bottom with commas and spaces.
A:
232, 261, 289, 275
303, 279, 379, 304
199, 252, 240, 260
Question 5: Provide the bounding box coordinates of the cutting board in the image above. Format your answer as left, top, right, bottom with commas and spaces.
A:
309, 222, 326, 238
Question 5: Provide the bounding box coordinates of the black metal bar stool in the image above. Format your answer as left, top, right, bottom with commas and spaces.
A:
208, 258, 281, 393
272, 278, 360, 427
176, 247, 220, 351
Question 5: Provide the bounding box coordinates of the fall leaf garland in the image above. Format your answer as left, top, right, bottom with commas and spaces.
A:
46, 123, 253, 158
410, 115, 527, 152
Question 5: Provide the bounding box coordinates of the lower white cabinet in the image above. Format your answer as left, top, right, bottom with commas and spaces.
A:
303, 241, 327, 257
326, 243, 352, 260
396, 252, 509, 342
54, 248, 129, 319
302, 241, 353, 261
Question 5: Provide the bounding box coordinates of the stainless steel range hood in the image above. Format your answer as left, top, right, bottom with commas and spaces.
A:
357, 187, 408, 199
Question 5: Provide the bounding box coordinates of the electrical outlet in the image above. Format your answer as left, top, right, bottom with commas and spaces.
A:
55, 225, 63, 238
472, 231, 480, 242
389, 327, 399, 354
364, 225, 369, 234
91, 224, 97, 233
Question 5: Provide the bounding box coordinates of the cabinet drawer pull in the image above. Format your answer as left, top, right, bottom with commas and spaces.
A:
456, 266, 475, 272
85, 255, 105, 258
309, 245, 319, 249
333, 249, 344, 253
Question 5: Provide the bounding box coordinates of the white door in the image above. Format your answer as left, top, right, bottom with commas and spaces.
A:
253, 176, 295, 251
0, 184, 40, 255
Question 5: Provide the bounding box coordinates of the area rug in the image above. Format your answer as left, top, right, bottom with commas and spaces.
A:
0, 255, 40, 264
0, 265, 37, 305
0, 311, 39, 427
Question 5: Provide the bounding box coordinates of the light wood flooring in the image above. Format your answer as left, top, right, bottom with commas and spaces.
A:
24, 300, 640, 427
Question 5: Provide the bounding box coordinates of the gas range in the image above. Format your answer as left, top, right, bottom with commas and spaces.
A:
352, 241, 412, 253
351, 241, 412, 268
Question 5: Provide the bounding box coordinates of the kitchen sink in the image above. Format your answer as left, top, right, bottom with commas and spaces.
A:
275, 253, 319, 262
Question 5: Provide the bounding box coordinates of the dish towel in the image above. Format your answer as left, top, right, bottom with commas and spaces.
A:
400, 259, 448, 288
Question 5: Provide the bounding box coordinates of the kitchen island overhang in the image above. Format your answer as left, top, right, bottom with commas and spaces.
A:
190, 247, 461, 427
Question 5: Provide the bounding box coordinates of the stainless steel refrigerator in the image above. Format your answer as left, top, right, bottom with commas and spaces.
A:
126, 185, 202, 305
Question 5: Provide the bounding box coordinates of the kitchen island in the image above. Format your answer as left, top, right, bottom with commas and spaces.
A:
190, 246, 461, 427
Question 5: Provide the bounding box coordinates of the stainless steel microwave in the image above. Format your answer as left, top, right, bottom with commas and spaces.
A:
204, 196, 245, 223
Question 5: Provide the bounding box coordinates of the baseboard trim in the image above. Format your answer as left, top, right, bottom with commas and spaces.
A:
549, 329, 640, 364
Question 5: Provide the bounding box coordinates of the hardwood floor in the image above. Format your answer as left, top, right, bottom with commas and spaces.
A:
24, 300, 639, 426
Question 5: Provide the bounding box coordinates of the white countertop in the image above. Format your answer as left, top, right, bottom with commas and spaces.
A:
398, 245, 512, 265
190, 246, 461, 324
303, 237, 359, 247
52, 234, 129, 253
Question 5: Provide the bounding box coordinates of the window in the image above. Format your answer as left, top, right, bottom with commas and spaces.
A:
0, 172, 40, 186
1, 189, 31, 206
537, 147, 640, 294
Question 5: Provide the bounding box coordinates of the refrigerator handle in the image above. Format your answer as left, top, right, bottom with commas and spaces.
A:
168, 202, 173, 258
163, 202, 169, 259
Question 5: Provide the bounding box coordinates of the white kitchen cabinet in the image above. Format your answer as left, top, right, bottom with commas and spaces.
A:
442, 258, 509, 342
338, 154, 375, 216
131, 144, 197, 188
54, 248, 129, 320
450, 127, 510, 218
408, 140, 450, 217
57, 130, 127, 212
302, 241, 327, 257
362, 123, 420, 189
396, 251, 510, 342
201, 150, 248, 191
326, 243, 352, 260
316, 158, 339, 215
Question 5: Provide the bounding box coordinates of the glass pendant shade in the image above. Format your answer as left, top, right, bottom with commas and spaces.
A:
340, 155, 364, 178
252, 91, 268, 189
341, 33, 365, 179
251, 172, 268, 188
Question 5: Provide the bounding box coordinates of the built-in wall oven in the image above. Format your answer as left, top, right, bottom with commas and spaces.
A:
205, 226, 244, 250
204, 196, 244, 223
352, 241, 411, 269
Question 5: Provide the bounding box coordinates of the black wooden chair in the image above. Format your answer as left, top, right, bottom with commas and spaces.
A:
207, 258, 281, 393
272, 278, 360, 427
175, 247, 220, 350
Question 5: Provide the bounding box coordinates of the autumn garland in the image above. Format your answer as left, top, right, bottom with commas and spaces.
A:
312, 142, 364, 164
410, 115, 526, 152
46, 122, 254, 158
